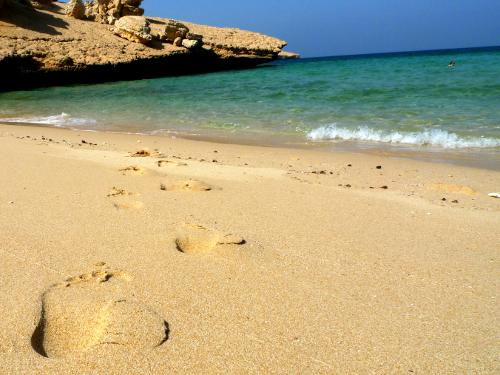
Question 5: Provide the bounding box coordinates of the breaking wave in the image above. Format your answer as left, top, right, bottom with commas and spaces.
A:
307, 124, 500, 149
0, 113, 97, 127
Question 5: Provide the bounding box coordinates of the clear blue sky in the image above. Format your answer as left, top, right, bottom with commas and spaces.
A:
143, 0, 500, 58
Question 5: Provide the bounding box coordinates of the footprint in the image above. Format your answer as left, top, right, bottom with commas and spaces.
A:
130, 149, 151, 157
130, 149, 163, 158
112, 198, 144, 210
157, 160, 188, 167
119, 166, 146, 176
31, 265, 168, 358
175, 224, 245, 254
161, 180, 216, 192
107, 187, 142, 209
107, 187, 130, 197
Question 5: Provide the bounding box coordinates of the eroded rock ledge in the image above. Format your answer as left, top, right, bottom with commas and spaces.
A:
0, 1, 298, 91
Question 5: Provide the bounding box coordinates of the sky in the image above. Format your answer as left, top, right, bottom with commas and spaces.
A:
142, 0, 500, 58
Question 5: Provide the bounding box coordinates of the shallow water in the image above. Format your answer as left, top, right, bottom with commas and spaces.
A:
1, 47, 499, 154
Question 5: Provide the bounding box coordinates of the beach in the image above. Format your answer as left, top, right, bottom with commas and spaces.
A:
1, 1, 499, 373
0, 123, 498, 374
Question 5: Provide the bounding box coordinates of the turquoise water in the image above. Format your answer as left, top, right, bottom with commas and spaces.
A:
1, 48, 499, 150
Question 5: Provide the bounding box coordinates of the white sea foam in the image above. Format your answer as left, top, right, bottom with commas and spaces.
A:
0, 113, 96, 127
307, 124, 500, 149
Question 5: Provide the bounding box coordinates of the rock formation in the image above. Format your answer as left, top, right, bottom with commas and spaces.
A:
162, 20, 188, 42
0, 1, 298, 91
113, 15, 152, 45
180, 20, 288, 59
84, 0, 144, 24
181, 39, 199, 49
65, 0, 85, 20
148, 19, 202, 49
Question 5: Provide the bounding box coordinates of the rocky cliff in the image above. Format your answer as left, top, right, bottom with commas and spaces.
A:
0, 1, 297, 91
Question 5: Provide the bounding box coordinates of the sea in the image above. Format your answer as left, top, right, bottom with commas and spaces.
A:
1, 47, 499, 166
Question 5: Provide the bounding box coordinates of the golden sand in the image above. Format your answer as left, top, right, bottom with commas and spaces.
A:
0, 124, 498, 374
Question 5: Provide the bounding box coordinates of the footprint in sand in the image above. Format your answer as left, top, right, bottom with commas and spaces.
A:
130, 149, 163, 158
161, 180, 216, 192
112, 199, 143, 210
107, 187, 130, 197
31, 264, 168, 358
130, 149, 151, 157
175, 224, 245, 254
157, 159, 188, 167
119, 166, 146, 176
106, 187, 143, 209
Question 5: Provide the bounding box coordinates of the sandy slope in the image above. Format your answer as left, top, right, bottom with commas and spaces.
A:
0, 124, 498, 374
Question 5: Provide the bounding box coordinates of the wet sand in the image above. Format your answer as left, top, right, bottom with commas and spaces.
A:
0, 124, 498, 374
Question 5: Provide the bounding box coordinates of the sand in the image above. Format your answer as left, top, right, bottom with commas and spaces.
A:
0, 123, 498, 374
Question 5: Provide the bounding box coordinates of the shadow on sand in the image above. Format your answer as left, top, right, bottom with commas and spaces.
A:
0, 1, 68, 35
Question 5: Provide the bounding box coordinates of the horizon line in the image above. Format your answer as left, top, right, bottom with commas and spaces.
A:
296, 44, 500, 60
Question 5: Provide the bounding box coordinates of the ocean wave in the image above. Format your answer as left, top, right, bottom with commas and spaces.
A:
0, 113, 97, 127
307, 124, 500, 149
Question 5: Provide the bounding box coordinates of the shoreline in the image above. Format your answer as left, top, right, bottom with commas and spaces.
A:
2, 121, 499, 171
0, 122, 499, 373
1, 122, 499, 210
